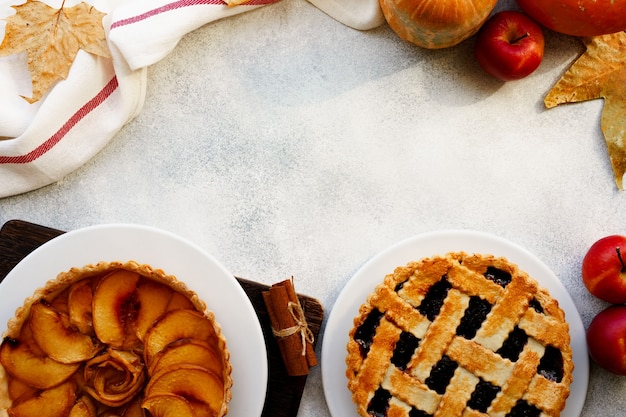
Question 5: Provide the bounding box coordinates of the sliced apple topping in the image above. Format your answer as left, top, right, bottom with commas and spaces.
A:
92, 270, 142, 350
145, 364, 225, 417
68, 395, 97, 417
6, 377, 38, 405
142, 394, 197, 417
148, 338, 223, 378
29, 300, 102, 364
118, 394, 145, 417
133, 281, 174, 342
0, 335, 79, 389
6, 380, 76, 417
83, 348, 146, 408
68, 279, 96, 336
48, 290, 70, 315
143, 309, 218, 367
165, 292, 195, 311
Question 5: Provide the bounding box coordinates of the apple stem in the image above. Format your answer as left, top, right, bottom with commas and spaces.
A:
618, 247, 626, 272
511, 32, 530, 44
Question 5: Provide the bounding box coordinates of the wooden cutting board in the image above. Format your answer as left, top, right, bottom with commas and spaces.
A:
0, 219, 324, 417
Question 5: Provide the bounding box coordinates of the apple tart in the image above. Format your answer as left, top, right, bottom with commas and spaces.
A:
346, 252, 573, 417
0, 260, 232, 417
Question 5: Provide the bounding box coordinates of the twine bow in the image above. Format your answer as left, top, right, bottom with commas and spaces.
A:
272, 300, 315, 356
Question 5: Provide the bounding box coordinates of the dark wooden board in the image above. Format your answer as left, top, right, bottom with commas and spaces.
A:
0, 219, 324, 417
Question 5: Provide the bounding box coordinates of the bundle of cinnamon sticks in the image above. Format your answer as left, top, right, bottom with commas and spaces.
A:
263, 278, 318, 376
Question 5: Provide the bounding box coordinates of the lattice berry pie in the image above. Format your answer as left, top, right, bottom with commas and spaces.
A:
0, 260, 232, 417
346, 252, 573, 417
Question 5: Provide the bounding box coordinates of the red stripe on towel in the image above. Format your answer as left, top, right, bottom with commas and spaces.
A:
111, 0, 279, 29
0, 77, 119, 165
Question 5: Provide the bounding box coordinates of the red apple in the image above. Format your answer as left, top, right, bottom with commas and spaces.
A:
582, 235, 626, 304
586, 305, 626, 375
474, 11, 544, 81
517, 0, 626, 37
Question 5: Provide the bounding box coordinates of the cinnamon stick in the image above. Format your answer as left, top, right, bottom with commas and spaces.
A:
263, 278, 317, 376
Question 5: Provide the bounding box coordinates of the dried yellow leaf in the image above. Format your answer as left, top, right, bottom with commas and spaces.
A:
0, 0, 111, 103
225, 0, 252, 6
545, 31, 626, 190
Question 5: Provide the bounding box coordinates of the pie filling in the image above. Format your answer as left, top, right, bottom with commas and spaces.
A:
346, 253, 573, 417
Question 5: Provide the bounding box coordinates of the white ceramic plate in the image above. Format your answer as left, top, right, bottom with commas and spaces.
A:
0, 223, 268, 417
322, 230, 588, 417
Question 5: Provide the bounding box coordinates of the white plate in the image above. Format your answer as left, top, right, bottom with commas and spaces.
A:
322, 230, 588, 417
0, 223, 268, 417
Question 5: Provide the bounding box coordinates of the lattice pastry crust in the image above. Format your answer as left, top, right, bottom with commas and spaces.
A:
346, 252, 573, 417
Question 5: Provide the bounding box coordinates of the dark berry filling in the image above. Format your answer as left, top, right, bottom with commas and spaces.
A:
529, 298, 544, 313
394, 280, 406, 292
391, 331, 420, 371
537, 345, 564, 382
467, 379, 501, 412
425, 355, 458, 395
354, 308, 384, 358
367, 387, 391, 417
456, 296, 492, 339
484, 266, 512, 287
408, 409, 432, 417
505, 400, 541, 417
418, 278, 452, 321
497, 326, 528, 361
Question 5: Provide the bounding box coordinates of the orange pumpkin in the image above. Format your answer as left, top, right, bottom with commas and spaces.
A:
516, 0, 626, 37
379, 0, 499, 49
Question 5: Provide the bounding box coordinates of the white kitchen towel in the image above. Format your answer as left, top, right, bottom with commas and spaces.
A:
307, 0, 384, 30
0, 0, 384, 198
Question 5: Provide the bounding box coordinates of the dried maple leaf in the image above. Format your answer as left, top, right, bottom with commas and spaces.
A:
0, 0, 111, 103
545, 31, 626, 190
225, 0, 252, 5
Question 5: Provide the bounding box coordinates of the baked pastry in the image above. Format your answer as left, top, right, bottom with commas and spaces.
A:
0, 260, 232, 417
346, 252, 573, 417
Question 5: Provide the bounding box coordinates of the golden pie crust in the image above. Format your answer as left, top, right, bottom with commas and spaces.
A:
0, 260, 232, 417
346, 252, 573, 417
